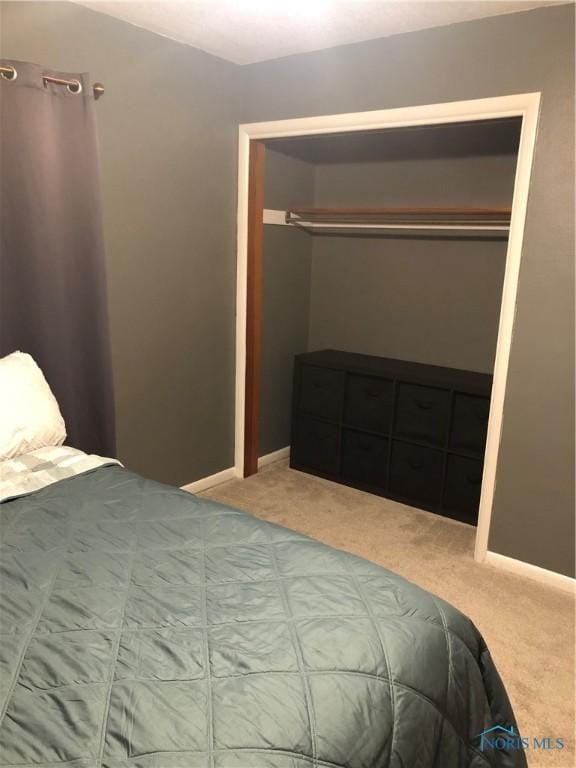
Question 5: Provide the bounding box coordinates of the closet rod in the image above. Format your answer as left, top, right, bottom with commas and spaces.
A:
262, 209, 509, 232
287, 222, 509, 232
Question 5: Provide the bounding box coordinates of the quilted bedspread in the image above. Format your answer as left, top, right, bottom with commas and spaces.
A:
0, 465, 525, 768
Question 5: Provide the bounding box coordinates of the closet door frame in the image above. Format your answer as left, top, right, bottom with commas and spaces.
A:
236, 93, 541, 566
244, 140, 266, 477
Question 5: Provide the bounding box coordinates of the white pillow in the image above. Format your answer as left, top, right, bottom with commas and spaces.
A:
0, 352, 67, 460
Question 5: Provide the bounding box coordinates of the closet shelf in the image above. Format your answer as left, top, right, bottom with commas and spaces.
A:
284, 207, 511, 231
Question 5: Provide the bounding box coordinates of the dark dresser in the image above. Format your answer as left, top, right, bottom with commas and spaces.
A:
290, 350, 492, 525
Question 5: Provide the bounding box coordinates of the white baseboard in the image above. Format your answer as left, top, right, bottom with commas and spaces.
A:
181, 448, 289, 494
484, 551, 575, 594
181, 467, 239, 494
258, 446, 290, 468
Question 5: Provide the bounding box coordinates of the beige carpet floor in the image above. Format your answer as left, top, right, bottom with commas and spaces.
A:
202, 461, 575, 768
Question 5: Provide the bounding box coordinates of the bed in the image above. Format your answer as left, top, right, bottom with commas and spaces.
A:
0, 447, 525, 768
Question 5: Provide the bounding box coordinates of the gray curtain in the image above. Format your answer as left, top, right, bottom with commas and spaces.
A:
0, 60, 115, 456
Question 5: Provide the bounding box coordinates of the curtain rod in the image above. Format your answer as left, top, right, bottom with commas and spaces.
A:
0, 65, 104, 99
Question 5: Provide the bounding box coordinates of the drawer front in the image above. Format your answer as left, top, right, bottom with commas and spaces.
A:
292, 417, 339, 475
395, 383, 450, 447
443, 455, 483, 524
389, 441, 444, 506
450, 394, 490, 457
345, 375, 393, 433
298, 365, 345, 421
341, 430, 389, 489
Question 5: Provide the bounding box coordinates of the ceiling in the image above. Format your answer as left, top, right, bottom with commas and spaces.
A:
266, 119, 522, 164
75, 0, 558, 65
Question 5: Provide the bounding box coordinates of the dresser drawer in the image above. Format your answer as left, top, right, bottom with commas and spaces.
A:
291, 351, 492, 524
341, 430, 389, 489
395, 383, 450, 447
389, 441, 444, 506
345, 375, 393, 433
450, 394, 490, 457
292, 417, 339, 475
298, 365, 345, 421
443, 455, 483, 524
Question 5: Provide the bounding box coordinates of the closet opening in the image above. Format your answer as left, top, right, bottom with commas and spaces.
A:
235, 95, 540, 564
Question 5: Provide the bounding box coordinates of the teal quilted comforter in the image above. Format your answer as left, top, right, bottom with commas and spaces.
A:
0, 466, 525, 768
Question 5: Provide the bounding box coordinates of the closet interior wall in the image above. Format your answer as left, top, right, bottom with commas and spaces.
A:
260, 149, 314, 456
308, 122, 520, 371
259, 120, 520, 458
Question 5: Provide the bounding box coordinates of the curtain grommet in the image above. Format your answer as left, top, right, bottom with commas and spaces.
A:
66, 79, 82, 95
0, 65, 18, 82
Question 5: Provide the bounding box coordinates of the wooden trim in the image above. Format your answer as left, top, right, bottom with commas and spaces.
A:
286, 207, 511, 227
244, 140, 266, 477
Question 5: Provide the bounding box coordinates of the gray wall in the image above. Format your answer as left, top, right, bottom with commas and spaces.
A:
242, 4, 575, 577
1, 1, 240, 486
307, 124, 517, 372
1, 2, 573, 577
309, 236, 508, 372
260, 149, 313, 455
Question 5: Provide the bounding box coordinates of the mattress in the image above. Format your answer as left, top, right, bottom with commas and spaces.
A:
0, 463, 525, 768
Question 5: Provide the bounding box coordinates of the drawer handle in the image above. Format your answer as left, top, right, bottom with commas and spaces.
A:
407, 458, 424, 470
359, 443, 373, 452
414, 399, 433, 410
313, 381, 326, 390
366, 389, 381, 399
466, 474, 482, 485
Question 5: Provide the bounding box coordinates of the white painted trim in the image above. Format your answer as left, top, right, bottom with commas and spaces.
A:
484, 551, 575, 594
181, 450, 290, 495
240, 95, 538, 140
181, 466, 239, 494
258, 446, 290, 468
235, 128, 251, 474
473, 94, 541, 563
263, 208, 289, 225
235, 94, 542, 572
